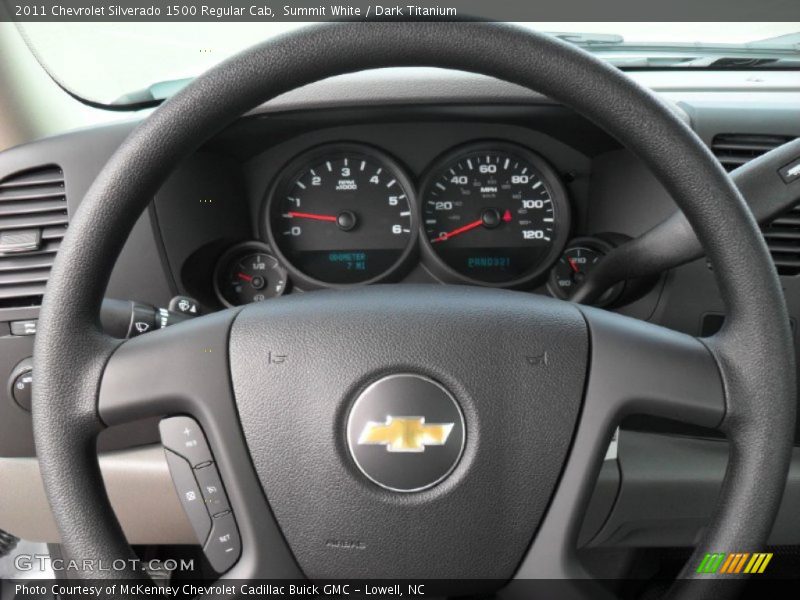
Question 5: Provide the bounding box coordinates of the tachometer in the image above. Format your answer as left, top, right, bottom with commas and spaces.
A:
266, 144, 417, 287
420, 143, 570, 286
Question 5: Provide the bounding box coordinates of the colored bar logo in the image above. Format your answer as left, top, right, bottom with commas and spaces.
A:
696, 552, 773, 574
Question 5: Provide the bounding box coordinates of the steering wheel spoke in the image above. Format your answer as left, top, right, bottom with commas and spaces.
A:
509, 308, 724, 591
99, 309, 302, 580
579, 306, 725, 429
99, 310, 237, 426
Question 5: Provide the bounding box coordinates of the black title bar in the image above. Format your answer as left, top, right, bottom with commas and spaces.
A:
2, 0, 800, 22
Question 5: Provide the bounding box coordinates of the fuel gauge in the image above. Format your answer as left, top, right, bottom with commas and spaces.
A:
214, 242, 288, 307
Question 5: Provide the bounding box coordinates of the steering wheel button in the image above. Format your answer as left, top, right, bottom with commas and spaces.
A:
159, 416, 213, 467
779, 156, 800, 184
203, 512, 241, 573
194, 463, 231, 516
163, 450, 212, 545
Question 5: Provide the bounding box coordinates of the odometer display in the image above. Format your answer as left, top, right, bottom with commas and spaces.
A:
267, 145, 416, 286
421, 143, 570, 286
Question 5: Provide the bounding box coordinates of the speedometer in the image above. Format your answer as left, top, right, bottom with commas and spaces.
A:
420, 143, 570, 286
265, 144, 417, 287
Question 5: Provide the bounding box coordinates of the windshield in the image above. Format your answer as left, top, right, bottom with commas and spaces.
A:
17, 22, 800, 107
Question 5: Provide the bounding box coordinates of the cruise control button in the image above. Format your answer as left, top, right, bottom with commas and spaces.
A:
164, 450, 211, 544
194, 463, 231, 516
159, 416, 213, 467
203, 512, 241, 573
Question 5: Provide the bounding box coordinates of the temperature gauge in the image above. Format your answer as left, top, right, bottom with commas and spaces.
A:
548, 238, 623, 305
214, 242, 288, 307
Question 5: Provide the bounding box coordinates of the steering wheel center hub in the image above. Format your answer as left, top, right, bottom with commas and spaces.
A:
346, 373, 465, 492
227, 285, 588, 579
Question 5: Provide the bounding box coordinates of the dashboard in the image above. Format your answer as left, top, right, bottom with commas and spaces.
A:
215, 139, 573, 305
1, 70, 800, 462
2, 68, 800, 551
165, 111, 646, 318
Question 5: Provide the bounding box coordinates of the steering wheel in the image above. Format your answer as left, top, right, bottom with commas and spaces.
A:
33, 23, 795, 599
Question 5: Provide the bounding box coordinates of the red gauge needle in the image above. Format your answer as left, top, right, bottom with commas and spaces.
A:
237, 272, 254, 282
287, 211, 337, 223
567, 258, 580, 274
431, 219, 483, 243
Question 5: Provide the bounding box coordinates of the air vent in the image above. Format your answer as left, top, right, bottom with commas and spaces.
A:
763, 205, 800, 276
711, 134, 795, 171
0, 166, 67, 307
709, 135, 800, 275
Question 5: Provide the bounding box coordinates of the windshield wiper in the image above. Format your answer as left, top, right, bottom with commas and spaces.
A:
548, 32, 625, 47
751, 32, 800, 50
550, 30, 800, 67
112, 77, 192, 108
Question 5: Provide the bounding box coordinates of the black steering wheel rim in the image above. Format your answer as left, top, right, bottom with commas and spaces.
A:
32, 22, 795, 597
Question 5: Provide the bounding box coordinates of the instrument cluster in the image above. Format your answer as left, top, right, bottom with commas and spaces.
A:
214, 140, 579, 306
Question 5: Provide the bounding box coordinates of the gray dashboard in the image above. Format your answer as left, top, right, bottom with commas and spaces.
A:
0, 72, 799, 462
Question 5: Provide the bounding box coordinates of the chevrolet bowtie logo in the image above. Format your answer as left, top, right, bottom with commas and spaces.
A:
358, 416, 454, 453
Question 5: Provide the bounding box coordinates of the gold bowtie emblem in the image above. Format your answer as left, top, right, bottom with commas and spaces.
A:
358, 416, 454, 453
